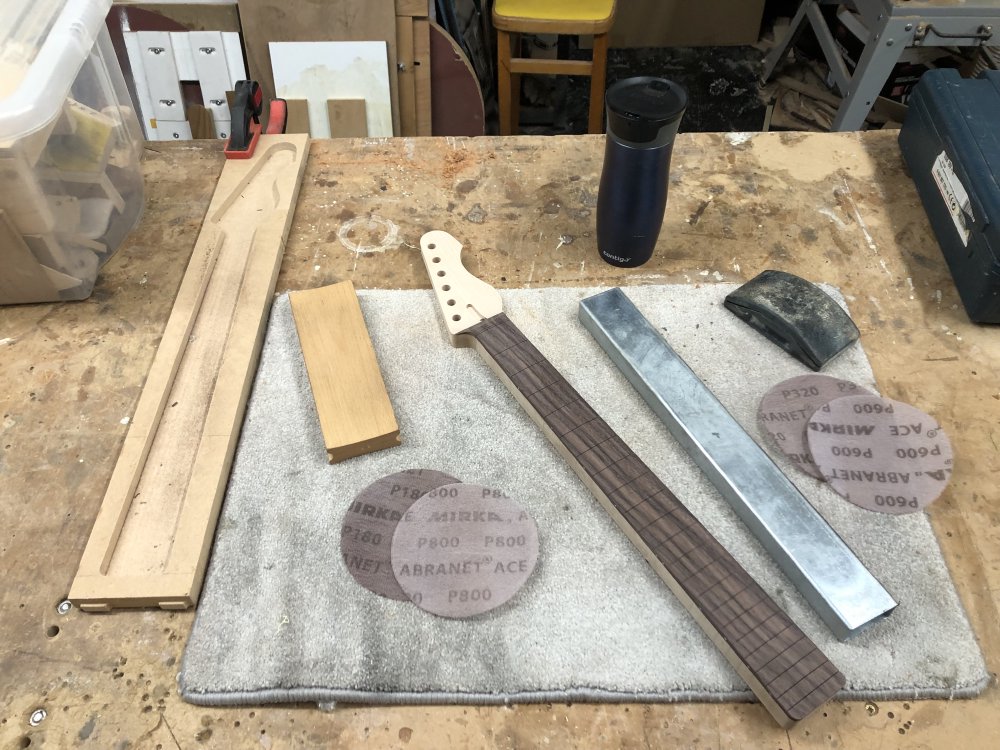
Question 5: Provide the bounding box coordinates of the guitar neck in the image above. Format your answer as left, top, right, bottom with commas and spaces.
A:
464, 312, 844, 727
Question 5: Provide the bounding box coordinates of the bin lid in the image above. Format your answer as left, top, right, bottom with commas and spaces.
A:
0, 0, 113, 142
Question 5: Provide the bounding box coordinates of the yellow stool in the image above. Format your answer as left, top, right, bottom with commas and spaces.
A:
493, 0, 617, 135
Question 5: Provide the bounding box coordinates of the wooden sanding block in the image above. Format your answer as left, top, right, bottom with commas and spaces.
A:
289, 281, 400, 462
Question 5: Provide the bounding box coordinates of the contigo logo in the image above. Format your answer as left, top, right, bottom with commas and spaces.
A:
602, 251, 629, 263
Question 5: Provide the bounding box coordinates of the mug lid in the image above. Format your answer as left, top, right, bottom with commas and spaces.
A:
605, 77, 688, 144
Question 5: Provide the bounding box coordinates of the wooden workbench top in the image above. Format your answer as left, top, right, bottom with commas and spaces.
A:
1, 132, 997, 748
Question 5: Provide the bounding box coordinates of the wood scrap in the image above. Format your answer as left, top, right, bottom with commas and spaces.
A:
289, 281, 400, 464
777, 76, 889, 125
761, 61, 893, 132
284, 98, 311, 135
185, 103, 217, 139
327, 99, 368, 138
68, 133, 310, 611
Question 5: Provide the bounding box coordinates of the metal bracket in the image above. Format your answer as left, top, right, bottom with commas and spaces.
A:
915, 23, 993, 45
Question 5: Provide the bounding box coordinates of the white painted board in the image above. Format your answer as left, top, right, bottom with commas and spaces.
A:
123, 31, 158, 140
169, 32, 198, 82
269, 41, 392, 138
189, 31, 233, 123
222, 32, 247, 87
137, 31, 185, 124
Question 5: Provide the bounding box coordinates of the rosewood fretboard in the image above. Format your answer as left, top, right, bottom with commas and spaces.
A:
465, 312, 844, 726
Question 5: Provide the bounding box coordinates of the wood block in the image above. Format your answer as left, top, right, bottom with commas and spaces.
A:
68, 133, 310, 611
413, 18, 432, 136
284, 98, 311, 135
0, 210, 60, 304
327, 99, 368, 138
396, 15, 418, 137
289, 281, 400, 463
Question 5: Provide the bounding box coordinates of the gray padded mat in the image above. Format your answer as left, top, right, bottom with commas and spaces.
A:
180, 285, 988, 707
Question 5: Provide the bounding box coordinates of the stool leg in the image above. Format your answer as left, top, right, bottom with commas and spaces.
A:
589, 33, 609, 134
510, 35, 521, 135
497, 29, 514, 135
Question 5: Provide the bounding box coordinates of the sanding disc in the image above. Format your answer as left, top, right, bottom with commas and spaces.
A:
806, 395, 953, 514
758, 374, 874, 478
390, 483, 539, 618
341, 469, 460, 600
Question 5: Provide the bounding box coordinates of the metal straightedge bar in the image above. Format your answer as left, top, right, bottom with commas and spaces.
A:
579, 287, 898, 641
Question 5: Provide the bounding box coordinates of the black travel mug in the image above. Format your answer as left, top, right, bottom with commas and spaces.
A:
596, 77, 688, 268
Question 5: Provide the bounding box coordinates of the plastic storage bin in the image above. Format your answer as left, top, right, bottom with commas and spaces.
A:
0, 0, 145, 304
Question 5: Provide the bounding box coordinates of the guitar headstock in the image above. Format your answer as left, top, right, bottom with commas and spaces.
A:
420, 230, 503, 346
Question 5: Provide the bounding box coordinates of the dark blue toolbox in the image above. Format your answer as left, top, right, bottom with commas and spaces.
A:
898, 69, 1000, 323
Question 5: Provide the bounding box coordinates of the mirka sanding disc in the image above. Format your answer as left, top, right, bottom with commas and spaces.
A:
758, 374, 874, 478
341, 469, 460, 600
390, 483, 539, 618
806, 395, 953, 514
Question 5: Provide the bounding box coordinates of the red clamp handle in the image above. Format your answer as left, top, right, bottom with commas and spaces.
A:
265, 99, 288, 135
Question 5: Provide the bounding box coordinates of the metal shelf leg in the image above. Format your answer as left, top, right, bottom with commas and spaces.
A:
831, 17, 913, 130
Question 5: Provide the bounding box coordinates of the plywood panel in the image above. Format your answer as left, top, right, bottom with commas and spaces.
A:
271, 41, 392, 138
237, 0, 400, 134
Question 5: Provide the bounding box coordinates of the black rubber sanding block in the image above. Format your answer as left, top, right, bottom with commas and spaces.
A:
724, 270, 860, 371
